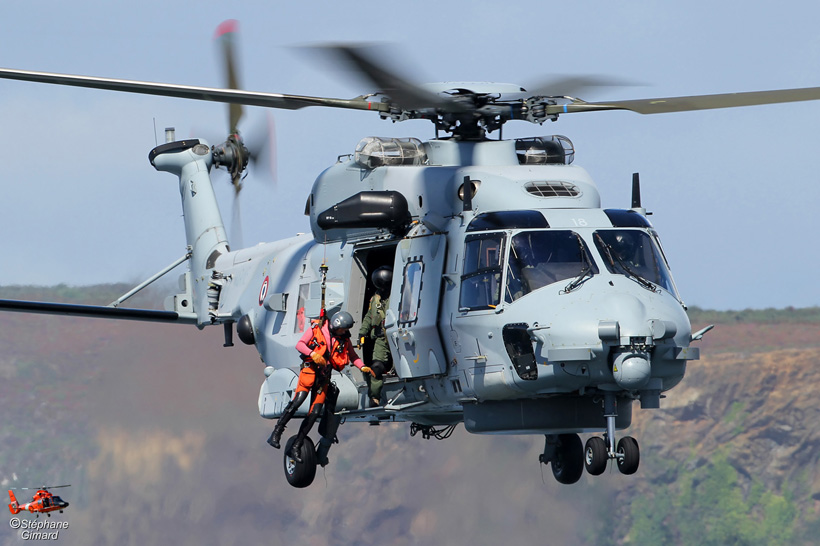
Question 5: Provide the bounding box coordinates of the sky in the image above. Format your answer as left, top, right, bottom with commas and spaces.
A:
1, 1, 819, 311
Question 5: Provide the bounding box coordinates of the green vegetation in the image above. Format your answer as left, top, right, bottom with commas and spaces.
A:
622, 454, 799, 546
724, 401, 747, 436
687, 306, 820, 325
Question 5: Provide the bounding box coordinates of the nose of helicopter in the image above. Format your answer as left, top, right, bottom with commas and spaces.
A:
600, 292, 647, 332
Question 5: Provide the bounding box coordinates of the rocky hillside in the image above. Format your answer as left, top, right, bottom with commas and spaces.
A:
1, 286, 819, 545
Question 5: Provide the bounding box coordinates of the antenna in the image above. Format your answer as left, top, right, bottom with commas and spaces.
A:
631, 172, 647, 215
462, 176, 473, 212
631, 172, 641, 209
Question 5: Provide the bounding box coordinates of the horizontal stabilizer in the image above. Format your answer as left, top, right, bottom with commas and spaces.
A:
0, 299, 196, 324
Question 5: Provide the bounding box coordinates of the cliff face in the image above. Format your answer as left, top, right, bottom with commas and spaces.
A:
619, 321, 820, 545
1, 288, 819, 545
635, 347, 820, 494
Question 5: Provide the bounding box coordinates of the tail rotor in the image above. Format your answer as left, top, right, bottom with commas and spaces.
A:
8, 490, 20, 515
212, 20, 277, 250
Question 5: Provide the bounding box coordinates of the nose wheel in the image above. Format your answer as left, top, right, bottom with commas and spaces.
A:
615, 436, 640, 474
541, 393, 641, 483
584, 436, 608, 475
584, 434, 640, 475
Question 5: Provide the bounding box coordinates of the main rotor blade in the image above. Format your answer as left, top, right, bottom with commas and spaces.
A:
553, 86, 820, 115
0, 67, 390, 113
526, 75, 636, 99
328, 45, 466, 112
0, 299, 194, 324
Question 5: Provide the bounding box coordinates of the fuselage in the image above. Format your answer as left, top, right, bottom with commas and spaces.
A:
8, 490, 68, 515
188, 135, 698, 434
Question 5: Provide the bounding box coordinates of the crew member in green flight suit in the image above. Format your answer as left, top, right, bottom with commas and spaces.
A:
358, 266, 393, 407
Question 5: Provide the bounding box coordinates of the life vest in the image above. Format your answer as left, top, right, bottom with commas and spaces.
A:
303, 320, 350, 369
371, 294, 386, 329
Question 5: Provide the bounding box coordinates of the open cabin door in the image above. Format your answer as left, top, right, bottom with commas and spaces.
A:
386, 232, 448, 378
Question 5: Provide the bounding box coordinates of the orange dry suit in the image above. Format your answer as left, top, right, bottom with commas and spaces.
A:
295, 319, 364, 412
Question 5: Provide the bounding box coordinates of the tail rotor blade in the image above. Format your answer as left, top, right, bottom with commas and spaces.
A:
230, 188, 244, 250
246, 111, 278, 187
214, 19, 244, 134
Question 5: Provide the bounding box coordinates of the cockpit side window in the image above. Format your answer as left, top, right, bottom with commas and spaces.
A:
505, 230, 598, 302
460, 233, 505, 310
593, 229, 677, 295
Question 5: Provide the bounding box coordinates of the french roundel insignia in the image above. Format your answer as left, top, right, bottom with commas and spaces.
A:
258, 276, 269, 306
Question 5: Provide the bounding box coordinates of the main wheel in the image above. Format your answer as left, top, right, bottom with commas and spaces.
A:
584, 436, 608, 476
283, 435, 317, 488
551, 433, 584, 485
616, 436, 640, 475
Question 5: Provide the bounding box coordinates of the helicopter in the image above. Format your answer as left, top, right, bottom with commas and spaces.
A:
8, 485, 70, 517
0, 22, 819, 489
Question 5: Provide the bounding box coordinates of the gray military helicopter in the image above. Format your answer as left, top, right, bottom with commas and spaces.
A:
1, 23, 818, 488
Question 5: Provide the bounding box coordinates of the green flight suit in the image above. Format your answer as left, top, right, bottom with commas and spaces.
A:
358, 293, 391, 401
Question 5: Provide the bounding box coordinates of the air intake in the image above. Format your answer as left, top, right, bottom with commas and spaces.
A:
524, 181, 580, 198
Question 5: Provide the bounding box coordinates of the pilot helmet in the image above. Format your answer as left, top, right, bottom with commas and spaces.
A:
372, 266, 393, 291
613, 233, 639, 258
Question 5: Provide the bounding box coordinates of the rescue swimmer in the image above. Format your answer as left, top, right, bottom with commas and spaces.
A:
267, 310, 369, 462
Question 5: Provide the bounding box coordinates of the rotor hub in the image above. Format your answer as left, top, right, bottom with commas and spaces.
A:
212, 135, 250, 182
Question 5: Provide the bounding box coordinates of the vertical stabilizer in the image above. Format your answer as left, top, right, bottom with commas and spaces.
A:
8, 490, 19, 514
150, 139, 229, 326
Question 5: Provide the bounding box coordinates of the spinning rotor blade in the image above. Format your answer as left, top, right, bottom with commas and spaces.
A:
526, 75, 637, 99
0, 67, 389, 113
326, 44, 463, 112
18, 484, 71, 490
215, 19, 244, 135
231, 193, 244, 250
245, 112, 278, 186
553, 86, 820, 115
211, 20, 276, 249
3, 45, 820, 134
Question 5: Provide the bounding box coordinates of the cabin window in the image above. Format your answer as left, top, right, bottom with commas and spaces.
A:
460, 233, 505, 310
294, 284, 309, 333
398, 260, 424, 324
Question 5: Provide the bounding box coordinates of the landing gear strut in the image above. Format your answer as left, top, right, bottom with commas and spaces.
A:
539, 393, 641, 484
583, 393, 640, 476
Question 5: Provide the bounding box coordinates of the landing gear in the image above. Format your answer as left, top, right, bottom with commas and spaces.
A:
583, 393, 640, 476
584, 436, 608, 476
540, 394, 642, 483
616, 436, 640, 475
283, 435, 317, 488
540, 433, 584, 485
582, 433, 641, 476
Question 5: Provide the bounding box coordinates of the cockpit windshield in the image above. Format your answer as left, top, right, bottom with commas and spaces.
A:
505, 230, 598, 303
593, 229, 677, 295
